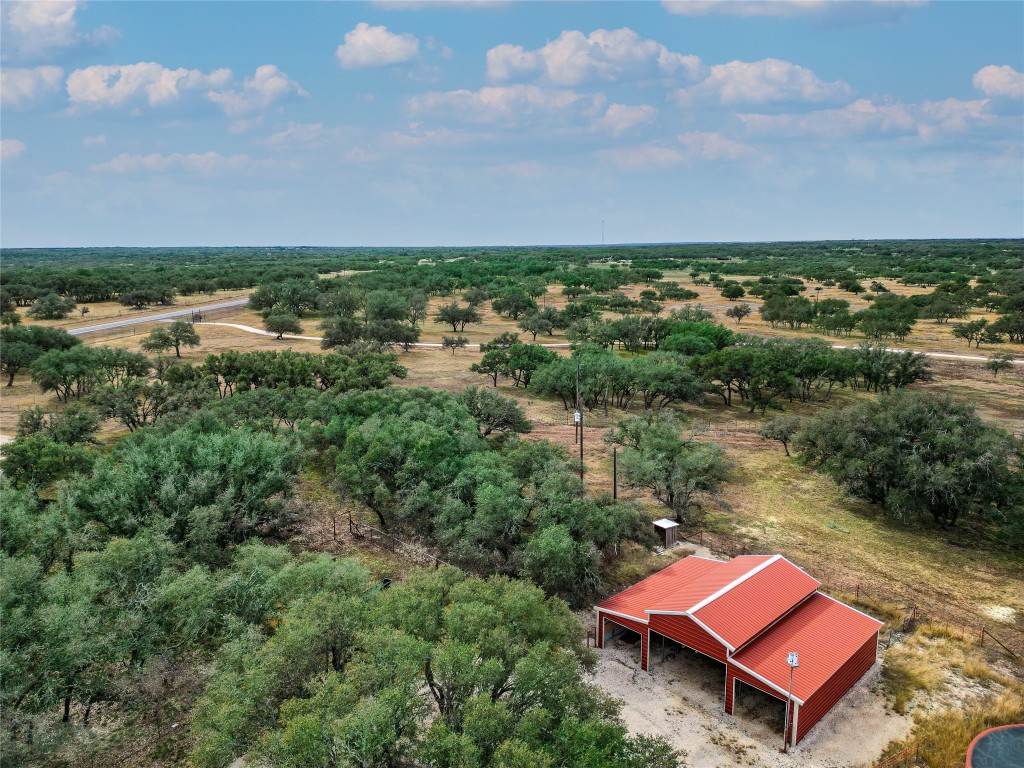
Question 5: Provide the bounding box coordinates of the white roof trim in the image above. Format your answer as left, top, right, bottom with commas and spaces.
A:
729, 657, 804, 706
688, 612, 735, 652
644, 608, 735, 652
689, 554, 783, 614
818, 592, 884, 628
598, 607, 649, 625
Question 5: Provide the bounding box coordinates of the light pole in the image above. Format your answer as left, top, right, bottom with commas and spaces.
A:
783, 651, 799, 753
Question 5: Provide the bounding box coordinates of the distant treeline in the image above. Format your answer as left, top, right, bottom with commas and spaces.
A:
3, 240, 1021, 307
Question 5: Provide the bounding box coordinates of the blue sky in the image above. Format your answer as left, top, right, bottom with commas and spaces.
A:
1, 0, 1021, 247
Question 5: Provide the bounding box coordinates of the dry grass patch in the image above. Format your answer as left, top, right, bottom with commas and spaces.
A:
882, 621, 1020, 714
700, 446, 1024, 641
884, 687, 1024, 768
14, 288, 251, 330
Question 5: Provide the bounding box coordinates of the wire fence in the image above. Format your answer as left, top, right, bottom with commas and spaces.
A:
80, 304, 247, 346
678, 527, 1022, 660
346, 512, 457, 571
27, 292, 250, 333
531, 402, 761, 435
874, 743, 919, 768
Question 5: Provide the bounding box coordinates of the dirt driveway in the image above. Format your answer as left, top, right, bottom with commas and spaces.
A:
590, 637, 912, 768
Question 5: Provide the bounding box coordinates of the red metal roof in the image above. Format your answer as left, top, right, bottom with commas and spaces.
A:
691, 557, 820, 650
646, 554, 775, 614
729, 592, 883, 703
596, 555, 723, 622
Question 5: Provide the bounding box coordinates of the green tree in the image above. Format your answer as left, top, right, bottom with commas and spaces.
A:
796, 391, 1019, 527
471, 349, 510, 387
724, 303, 752, 323
264, 313, 303, 339
517, 312, 553, 341
1, 433, 96, 488
442, 335, 470, 355
721, 284, 745, 301
757, 415, 802, 456
436, 302, 482, 333
460, 386, 532, 437
606, 413, 730, 522
985, 352, 1015, 378
30, 346, 102, 402
1, 341, 40, 387
320, 316, 363, 349
491, 288, 537, 321
141, 320, 201, 357
27, 293, 77, 320
951, 319, 989, 348
365, 290, 411, 323
463, 287, 489, 307
505, 344, 557, 388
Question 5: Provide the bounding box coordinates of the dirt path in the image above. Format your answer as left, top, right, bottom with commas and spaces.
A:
195, 321, 575, 349
194, 322, 1021, 363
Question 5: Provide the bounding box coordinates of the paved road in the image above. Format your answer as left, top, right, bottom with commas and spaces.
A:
198, 322, 1021, 363
68, 298, 250, 336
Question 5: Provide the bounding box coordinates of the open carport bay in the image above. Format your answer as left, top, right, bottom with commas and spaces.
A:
588, 640, 912, 768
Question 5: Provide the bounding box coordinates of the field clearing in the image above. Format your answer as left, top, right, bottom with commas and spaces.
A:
648, 271, 1024, 361
13, 288, 251, 330
4, 284, 1022, 644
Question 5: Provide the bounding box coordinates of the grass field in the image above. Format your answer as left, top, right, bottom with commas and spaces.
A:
5, 272, 1022, 766
5, 277, 1022, 645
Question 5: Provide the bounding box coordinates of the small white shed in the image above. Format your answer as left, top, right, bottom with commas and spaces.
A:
653, 518, 680, 548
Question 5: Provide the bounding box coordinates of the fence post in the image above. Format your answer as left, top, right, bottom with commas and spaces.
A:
855, 583, 860, 600
979, 627, 985, 647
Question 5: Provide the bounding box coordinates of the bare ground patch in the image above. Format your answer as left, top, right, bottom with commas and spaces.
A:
590, 640, 911, 768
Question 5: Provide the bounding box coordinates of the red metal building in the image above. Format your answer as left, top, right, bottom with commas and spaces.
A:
595, 554, 882, 748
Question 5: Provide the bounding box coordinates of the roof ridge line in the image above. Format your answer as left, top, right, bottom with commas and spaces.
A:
687, 554, 782, 614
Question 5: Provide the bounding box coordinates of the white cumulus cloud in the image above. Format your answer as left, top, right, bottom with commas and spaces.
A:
1, 0, 118, 61
677, 131, 750, 160
972, 65, 1024, 100
0, 139, 27, 162
738, 97, 994, 141
82, 134, 106, 147
91, 151, 254, 174
597, 144, 685, 171
739, 99, 915, 137
206, 65, 307, 116
336, 22, 420, 69
596, 103, 658, 136
0, 65, 63, 108
673, 58, 851, 105
662, 1, 926, 23
597, 131, 750, 171
408, 84, 604, 124
486, 27, 703, 85
915, 98, 994, 139
66, 62, 232, 109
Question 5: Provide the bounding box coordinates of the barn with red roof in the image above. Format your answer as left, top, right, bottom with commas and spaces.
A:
595, 554, 882, 748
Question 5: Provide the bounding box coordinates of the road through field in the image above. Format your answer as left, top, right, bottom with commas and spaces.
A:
197, 321, 1023, 363
68, 298, 250, 335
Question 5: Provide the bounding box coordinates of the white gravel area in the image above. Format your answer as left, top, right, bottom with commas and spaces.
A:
590, 638, 912, 767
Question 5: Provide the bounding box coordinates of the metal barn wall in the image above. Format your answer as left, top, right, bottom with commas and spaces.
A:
795, 631, 878, 744
597, 612, 649, 670
649, 613, 728, 662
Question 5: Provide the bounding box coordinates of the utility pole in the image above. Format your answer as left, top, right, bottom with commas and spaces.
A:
601, 220, 604, 245
612, 447, 618, 500
575, 361, 584, 478
784, 651, 799, 753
